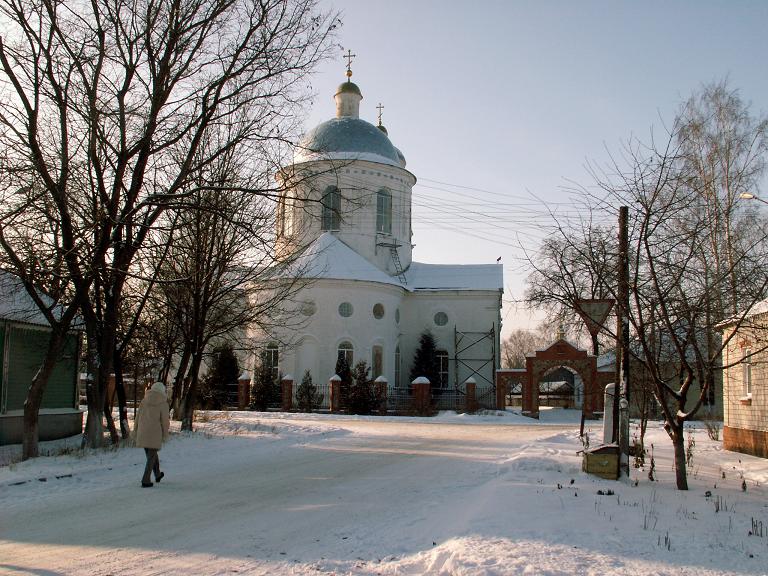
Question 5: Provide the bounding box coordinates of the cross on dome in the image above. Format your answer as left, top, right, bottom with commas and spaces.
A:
376, 103, 384, 126
343, 48, 356, 79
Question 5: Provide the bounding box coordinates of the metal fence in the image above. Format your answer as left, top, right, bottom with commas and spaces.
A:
248, 382, 499, 415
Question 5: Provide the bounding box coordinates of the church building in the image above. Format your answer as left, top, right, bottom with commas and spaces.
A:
257, 60, 503, 401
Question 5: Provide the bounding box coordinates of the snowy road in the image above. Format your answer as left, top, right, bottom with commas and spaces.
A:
2, 412, 767, 575
1, 418, 559, 574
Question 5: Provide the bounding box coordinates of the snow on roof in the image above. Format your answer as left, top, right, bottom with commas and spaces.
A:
283, 234, 503, 292
405, 262, 503, 292
0, 271, 53, 325
284, 233, 404, 287
295, 117, 404, 168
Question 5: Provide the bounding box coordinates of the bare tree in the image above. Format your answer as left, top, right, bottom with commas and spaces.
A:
0, 0, 338, 451
501, 327, 549, 369
528, 81, 768, 489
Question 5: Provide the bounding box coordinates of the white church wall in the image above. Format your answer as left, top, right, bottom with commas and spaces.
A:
399, 290, 501, 390
287, 159, 415, 272
277, 279, 405, 385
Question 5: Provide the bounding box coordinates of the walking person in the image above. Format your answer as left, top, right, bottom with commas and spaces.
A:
135, 381, 170, 487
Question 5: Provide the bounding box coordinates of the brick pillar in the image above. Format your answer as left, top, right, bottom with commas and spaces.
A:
329, 375, 341, 413
465, 378, 477, 413
411, 377, 431, 416
374, 376, 388, 415
238, 378, 250, 410
496, 376, 507, 410
281, 376, 293, 412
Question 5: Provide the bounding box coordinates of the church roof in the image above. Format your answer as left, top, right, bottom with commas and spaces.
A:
283, 234, 502, 292
294, 117, 404, 168
405, 262, 503, 292
284, 233, 404, 287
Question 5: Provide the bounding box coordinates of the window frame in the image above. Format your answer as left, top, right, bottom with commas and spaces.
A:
376, 188, 392, 234
338, 341, 354, 367
265, 343, 279, 383
743, 348, 753, 396
436, 349, 449, 389
372, 345, 383, 380
322, 186, 341, 231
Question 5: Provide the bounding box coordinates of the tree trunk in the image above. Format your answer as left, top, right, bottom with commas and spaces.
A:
113, 352, 130, 439
670, 424, 689, 490
22, 327, 69, 460
181, 353, 203, 431
171, 346, 191, 420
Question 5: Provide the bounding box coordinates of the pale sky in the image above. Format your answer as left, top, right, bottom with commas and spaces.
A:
302, 0, 768, 338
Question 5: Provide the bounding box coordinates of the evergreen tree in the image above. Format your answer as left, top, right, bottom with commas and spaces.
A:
199, 342, 240, 409
409, 331, 440, 388
348, 361, 378, 415
335, 354, 352, 410
250, 351, 279, 411
295, 370, 323, 412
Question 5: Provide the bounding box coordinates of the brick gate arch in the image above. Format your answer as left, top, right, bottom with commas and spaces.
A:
496, 338, 612, 418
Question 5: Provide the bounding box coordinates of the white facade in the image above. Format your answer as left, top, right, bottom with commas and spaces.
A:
258, 74, 503, 393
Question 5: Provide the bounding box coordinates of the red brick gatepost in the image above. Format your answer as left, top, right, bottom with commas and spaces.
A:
411, 377, 431, 415
238, 375, 251, 409
465, 377, 477, 413
281, 375, 293, 412
329, 375, 342, 413
496, 378, 507, 410
374, 376, 388, 415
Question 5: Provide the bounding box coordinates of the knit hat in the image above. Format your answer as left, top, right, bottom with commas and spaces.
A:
151, 381, 166, 395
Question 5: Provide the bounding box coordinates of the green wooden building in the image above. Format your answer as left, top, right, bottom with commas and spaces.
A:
0, 272, 82, 445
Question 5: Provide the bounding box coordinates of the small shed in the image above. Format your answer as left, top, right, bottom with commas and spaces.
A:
0, 272, 83, 445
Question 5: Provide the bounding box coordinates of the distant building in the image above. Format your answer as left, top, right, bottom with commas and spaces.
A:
0, 272, 82, 445
252, 66, 503, 401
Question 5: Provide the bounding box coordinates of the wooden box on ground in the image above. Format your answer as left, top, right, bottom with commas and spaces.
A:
582, 444, 619, 480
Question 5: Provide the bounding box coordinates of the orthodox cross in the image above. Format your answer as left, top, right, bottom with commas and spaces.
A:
376, 103, 384, 126
344, 49, 356, 78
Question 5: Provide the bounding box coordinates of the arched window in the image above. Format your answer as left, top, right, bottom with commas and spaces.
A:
395, 345, 401, 387
436, 350, 449, 389
322, 186, 341, 231
264, 343, 279, 383
372, 345, 383, 380
376, 188, 392, 234
337, 341, 354, 367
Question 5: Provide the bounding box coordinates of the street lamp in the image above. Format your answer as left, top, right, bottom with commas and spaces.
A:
739, 192, 768, 205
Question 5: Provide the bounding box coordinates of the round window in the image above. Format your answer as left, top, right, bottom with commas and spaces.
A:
395, 308, 400, 324
434, 311, 448, 326
339, 302, 353, 317
300, 301, 316, 316
373, 303, 385, 319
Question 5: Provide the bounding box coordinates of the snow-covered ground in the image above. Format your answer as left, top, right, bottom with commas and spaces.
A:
1, 408, 767, 575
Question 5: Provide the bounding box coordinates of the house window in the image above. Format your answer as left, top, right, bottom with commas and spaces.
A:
376, 188, 392, 234
395, 345, 401, 387
372, 303, 385, 319
743, 348, 753, 396
338, 341, 354, 367
436, 350, 449, 389
265, 343, 279, 383
322, 186, 341, 231
372, 345, 383, 380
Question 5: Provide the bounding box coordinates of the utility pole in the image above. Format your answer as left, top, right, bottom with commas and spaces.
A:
617, 206, 631, 473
